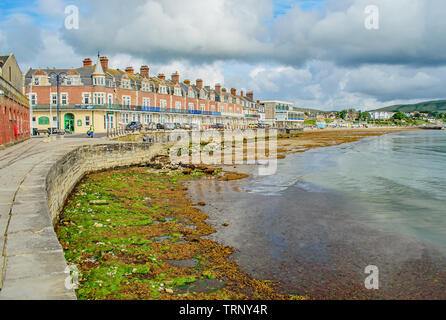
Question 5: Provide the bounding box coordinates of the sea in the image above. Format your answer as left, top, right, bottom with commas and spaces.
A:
243, 130, 446, 249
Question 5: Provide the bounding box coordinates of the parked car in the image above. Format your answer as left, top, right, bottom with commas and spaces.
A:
32, 128, 40, 136
211, 123, 224, 129
181, 123, 192, 130
190, 123, 199, 130
174, 123, 182, 129
164, 123, 175, 130
145, 123, 157, 130
125, 121, 143, 131
156, 123, 165, 130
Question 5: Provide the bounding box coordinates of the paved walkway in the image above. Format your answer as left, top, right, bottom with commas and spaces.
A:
0, 136, 108, 299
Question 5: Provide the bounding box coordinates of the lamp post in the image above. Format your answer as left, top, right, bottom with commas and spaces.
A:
48, 71, 67, 131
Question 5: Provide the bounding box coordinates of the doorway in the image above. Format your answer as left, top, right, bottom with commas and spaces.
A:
64, 113, 75, 133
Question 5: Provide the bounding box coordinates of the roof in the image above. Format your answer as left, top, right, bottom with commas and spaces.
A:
0, 54, 10, 68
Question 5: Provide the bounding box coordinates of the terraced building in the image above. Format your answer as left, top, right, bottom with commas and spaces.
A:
24, 56, 260, 134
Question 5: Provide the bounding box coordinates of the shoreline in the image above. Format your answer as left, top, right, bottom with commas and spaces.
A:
55, 127, 433, 300
185, 127, 446, 299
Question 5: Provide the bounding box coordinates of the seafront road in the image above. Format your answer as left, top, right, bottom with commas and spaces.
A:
0, 136, 109, 300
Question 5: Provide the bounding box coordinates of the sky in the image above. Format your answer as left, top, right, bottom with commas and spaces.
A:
1, 0, 446, 111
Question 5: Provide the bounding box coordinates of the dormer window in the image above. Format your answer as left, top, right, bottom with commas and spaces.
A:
159, 86, 168, 94
121, 79, 131, 89
174, 87, 182, 96
93, 76, 105, 86
188, 89, 194, 98
33, 77, 39, 86
142, 82, 150, 92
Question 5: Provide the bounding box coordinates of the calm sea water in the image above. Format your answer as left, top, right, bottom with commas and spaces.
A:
243, 130, 446, 248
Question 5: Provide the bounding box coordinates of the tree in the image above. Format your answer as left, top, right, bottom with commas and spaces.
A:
360, 112, 371, 121
339, 110, 347, 120
392, 111, 407, 121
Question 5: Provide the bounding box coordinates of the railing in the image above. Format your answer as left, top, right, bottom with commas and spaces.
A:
0, 75, 29, 107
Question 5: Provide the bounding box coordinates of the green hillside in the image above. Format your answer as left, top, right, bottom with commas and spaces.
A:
373, 100, 446, 113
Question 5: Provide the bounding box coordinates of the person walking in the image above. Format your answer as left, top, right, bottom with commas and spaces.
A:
90, 125, 95, 138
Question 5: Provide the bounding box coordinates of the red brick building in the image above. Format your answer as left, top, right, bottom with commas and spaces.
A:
25, 56, 260, 133
0, 54, 30, 148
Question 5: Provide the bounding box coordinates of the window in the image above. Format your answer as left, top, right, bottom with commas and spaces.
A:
188, 90, 194, 98
122, 96, 131, 107
51, 93, 57, 105
201, 104, 205, 112
143, 98, 151, 107
29, 94, 37, 106
61, 93, 68, 105
94, 93, 105, 105
121, 79, 130, 89
77, 120, 82, 126
174, 88, 182, 96
142, 82, 150, 92
108, 94, 113, 105
160, 100, 167, 109
38, 116, 49, 125
32, 117, 36, 122
188, 103, 194, 110
159, 86, 167, 94
83, 93, 90, 104
175, 101, 181, 110
85, 116, 90, 126
33, 77, 39, 86
66, 78, 72, 85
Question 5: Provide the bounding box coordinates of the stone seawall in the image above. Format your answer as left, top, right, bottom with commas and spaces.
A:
46, 142, 165, 224
0, 140, 166, 300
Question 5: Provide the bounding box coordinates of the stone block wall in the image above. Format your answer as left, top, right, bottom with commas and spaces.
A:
45, 142, 164, 224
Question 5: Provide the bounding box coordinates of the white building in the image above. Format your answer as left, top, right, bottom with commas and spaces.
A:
369, 111, 395, 120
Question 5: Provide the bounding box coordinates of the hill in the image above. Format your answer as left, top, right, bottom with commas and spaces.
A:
373, 100, 446, 113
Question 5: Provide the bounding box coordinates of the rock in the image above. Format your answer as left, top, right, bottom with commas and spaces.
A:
165, 288, 174, 294
222, 223, 229, 227
90, 200, 108, 205
182, 168, 192, 175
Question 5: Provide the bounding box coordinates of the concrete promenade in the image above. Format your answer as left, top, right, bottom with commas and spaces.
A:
0, 136, 109, 299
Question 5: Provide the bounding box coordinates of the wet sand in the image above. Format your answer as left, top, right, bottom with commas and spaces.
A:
186, 128, 446, 299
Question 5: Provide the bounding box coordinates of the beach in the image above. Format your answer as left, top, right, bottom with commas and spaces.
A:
56, 126, 446, 300
186, 127, 446, 299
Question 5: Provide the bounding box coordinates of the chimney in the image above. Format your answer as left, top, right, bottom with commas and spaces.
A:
184, 79, 191, 85
231, 88, 236, 96
158, 73, 166, 80
171, 71, 180, 84
100, 57, 109, 72
256, 100, 260, 104
83, 58, 92, 67
125, 66, 134, 74
140, 65, 150, 78
241, 91, 244, 97
215, 83, 221, 93
247, 91, 254, 100
196, 79, 203, 89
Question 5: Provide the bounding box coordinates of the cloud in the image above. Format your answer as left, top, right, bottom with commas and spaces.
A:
61, 0, 274, 64
2, 0, 446, 111
0, 13, 44, 63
